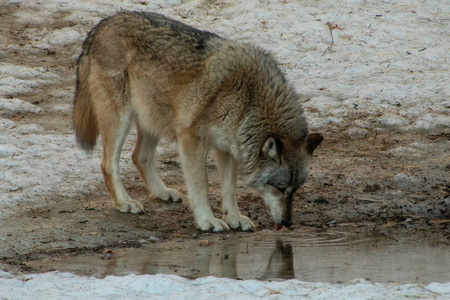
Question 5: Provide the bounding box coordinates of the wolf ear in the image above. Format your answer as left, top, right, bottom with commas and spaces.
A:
306, 133, 323, 154
262, 137, 281, 161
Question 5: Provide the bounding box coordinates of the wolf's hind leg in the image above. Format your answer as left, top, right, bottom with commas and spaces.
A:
132, 126, 181, 202
100, 112, 145, 214
178, 132, 230, 232
216, 150, 255, 231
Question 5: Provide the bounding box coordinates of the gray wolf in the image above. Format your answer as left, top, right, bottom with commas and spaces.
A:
73, 11, 322, 232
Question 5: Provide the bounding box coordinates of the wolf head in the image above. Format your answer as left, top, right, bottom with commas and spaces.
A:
220, 43, 323, 228
243, 133, 322, 228
235, 82, 322, 228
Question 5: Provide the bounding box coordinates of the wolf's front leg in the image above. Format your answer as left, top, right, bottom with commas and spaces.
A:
178, 132, 230, 232
216, 151, 255, 231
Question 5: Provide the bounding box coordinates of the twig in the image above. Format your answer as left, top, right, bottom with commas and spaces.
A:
263, 287, 281, 295
322, 21, 343, 56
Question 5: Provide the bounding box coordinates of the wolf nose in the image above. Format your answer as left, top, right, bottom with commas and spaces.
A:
281, 220, 292, 228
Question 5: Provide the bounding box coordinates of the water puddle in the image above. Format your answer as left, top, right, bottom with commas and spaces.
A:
28, 229, 449, 283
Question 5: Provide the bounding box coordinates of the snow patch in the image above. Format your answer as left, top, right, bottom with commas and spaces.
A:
0, 63, 60, 97
0, 98, 44, 114
0, 272, 449, 300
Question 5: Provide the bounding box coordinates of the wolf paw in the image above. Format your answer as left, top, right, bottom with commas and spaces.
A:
224, 214, 255, 232
118, 199, 145, 214
155, 188, 182, 203
197, 217, 231, 232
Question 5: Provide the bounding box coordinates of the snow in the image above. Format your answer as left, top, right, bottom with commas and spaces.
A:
0, 129, 102, 216
0, 63, 59, 97
0, 97, 43, 114
0, 271, 449, 300
0, 0, 449, 298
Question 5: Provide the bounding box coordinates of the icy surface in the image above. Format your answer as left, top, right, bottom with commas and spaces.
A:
0, 272, 449, 300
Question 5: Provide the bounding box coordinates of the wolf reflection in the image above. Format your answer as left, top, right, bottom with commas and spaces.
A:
102, 239, 294, 280
217, 239, 294, 280
261, 240, 294, 280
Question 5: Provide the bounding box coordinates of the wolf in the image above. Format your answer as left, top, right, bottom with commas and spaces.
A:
73, 11, 322, 232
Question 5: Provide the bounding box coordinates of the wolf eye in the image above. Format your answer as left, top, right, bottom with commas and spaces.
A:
276, 186, 285, 193
269, 184, 285, 194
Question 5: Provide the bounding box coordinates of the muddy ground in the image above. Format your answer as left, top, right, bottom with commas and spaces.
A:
0, 3, 449, 277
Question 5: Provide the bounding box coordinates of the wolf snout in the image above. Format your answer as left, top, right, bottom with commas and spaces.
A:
275, 219, 292, 231
281, 219, 292, 228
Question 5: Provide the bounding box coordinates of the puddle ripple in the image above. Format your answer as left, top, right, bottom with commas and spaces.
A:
253, 231, 375, 247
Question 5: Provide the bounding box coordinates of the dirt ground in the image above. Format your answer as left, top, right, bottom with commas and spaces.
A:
0, 3, 449, 276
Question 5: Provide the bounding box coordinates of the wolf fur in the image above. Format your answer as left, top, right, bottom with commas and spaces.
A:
73, 11, 322, 232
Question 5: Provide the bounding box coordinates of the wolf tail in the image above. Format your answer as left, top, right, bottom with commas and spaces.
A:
73, 31, 99, 152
